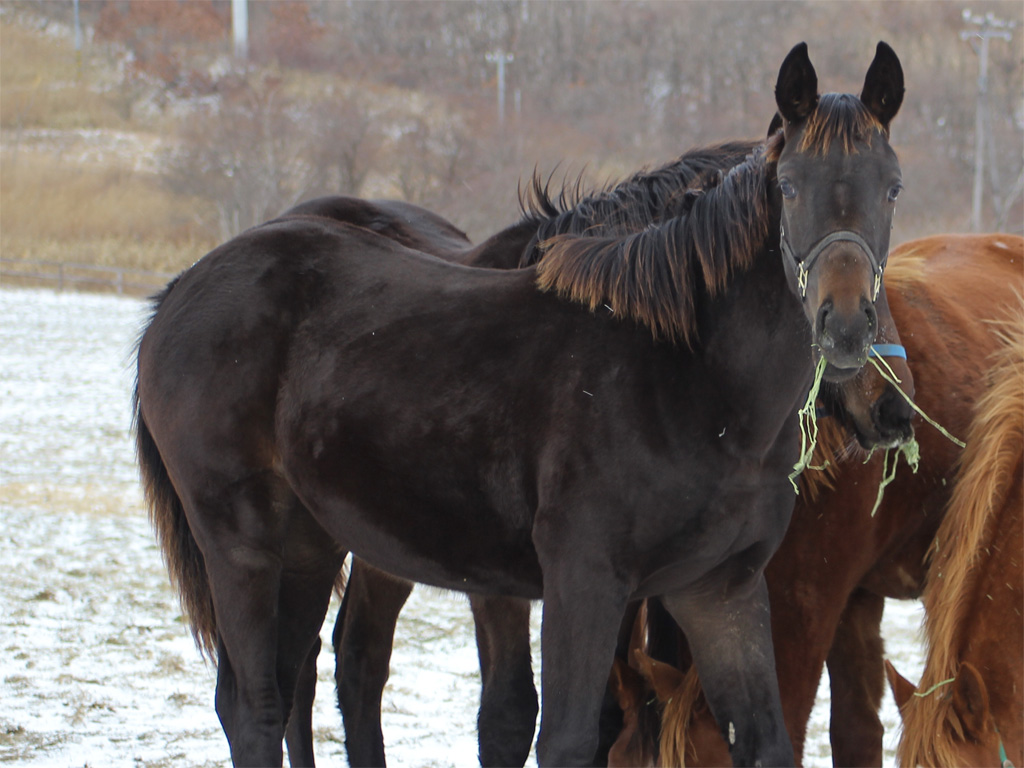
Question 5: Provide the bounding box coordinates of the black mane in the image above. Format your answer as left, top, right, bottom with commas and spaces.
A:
533, 142, 777, 347
517, 141, 759, 267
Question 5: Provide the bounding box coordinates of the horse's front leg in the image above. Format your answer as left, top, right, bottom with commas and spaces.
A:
662, 573, 794, 767
284, 635, 320, 767
826, 588, 886, 767
534, 553, 631, 766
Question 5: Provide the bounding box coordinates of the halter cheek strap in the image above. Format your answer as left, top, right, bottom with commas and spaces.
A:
780, 224, 887, 301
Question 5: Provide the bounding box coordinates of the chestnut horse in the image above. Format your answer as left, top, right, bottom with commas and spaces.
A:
886, 304, 1022, 767
608, 233, 1024, 766
134, 42, 905, 766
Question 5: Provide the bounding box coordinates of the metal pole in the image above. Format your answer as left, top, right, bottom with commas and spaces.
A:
232, 0, 249, 60
73, 0, 82, 73
73, 0, 81, 51
961, 10, 1014, 231
485, 50, 514, 125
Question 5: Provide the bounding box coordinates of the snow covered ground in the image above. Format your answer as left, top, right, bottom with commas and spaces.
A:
0, 286, 925, 767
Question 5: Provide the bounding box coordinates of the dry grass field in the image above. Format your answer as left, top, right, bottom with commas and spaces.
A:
1, 15, 216, 277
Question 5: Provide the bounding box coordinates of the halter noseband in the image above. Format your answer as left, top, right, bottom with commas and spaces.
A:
780, 224, 886, 301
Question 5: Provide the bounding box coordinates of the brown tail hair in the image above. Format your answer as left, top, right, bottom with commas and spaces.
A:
896, 300, 1024, 766
133, 281, 218, 660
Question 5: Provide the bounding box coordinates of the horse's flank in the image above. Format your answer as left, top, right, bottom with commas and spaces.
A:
896, 299, 1024, 767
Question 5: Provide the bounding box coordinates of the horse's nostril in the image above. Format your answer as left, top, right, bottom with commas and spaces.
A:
864, 303, 878, 334
874, 388, 914, 438
816, 300, 833, 336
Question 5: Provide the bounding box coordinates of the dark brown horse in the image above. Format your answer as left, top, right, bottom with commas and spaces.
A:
282, 139, 759, 768
289, 143, 915, 767
608, 233, 1024, 766
886, 302, 1022, 767
134, 42, 905, 766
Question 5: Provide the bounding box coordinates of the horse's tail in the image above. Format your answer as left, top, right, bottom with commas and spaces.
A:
133, 279, 218, 660
897, 297, 1024, 767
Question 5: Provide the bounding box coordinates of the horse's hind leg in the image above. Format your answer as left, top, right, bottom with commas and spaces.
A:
198, 481, 342, 767
205, 537, 287, 766
275, 559, 341, 768
285, 635, 320, 767
334, 559, 413, 767
826, 588, 886, 767
662, 574, 795, 767
471, 595, 538, 767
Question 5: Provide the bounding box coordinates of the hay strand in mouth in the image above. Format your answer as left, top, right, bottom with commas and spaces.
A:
863, 354, 964, 516
789, 355, 830, 493
867, 356, 966, 448
868, 438, 921, 517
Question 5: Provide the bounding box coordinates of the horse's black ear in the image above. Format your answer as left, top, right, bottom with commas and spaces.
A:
767, 112, 783, 139
860, 41, 904, 129
775, 42, 818, 124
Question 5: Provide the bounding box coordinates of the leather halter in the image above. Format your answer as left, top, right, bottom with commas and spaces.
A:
779, 224, 886, 301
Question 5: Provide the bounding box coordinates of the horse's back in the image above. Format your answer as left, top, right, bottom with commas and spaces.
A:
883, 234, 1022, 416
887, 233, 1023, 299
282, 195, 472, 257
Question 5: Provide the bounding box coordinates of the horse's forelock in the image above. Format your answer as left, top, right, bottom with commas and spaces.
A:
798, 93, 886, 155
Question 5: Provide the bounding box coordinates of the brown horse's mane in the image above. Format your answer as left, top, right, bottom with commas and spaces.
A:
530, 143, 777, 347
897, 300, 1024, 767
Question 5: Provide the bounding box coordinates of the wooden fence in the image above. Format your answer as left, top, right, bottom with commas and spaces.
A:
0, 259, 177, 297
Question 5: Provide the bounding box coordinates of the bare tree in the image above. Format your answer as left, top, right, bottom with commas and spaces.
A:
163, 73, 326, 238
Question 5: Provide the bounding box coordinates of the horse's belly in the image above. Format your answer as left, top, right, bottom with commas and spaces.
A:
317, 497, 543, 597
282, 441, 544, 597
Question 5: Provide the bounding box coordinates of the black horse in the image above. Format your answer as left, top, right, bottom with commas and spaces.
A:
286, 133, 915, 766
281, 140, 764, 768
134, 42, 906, 766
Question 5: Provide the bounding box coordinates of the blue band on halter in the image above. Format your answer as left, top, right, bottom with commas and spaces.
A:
869, 344, 907, 359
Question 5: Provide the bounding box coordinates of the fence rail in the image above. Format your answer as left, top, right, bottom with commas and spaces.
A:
0, 259, 177, 296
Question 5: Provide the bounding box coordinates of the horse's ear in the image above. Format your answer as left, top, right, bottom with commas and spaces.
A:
884, 659, 917, 710
952, 662, 993, 739
610, 656, 644, 712
633, 648, 684, 703
860, 41, 904, 129
767, 112, 784, 139
775, 42, 819, 124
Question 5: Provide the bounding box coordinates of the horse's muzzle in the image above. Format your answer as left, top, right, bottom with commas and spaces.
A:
816, 298, 878, 374
860, 384, 916, 449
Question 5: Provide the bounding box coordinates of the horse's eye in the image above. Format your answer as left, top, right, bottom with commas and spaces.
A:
888, 183, 903, 203
779, 178, 797, 200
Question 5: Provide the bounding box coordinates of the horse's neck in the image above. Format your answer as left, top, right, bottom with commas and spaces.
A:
649, 242, 812, 458
702, 240, 811, 383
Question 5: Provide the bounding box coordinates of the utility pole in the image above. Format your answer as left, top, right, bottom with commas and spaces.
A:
72, 0, 82, 73
232, 0, 249, 60
485, 50, 514, 125
960, 9, 1013, 231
